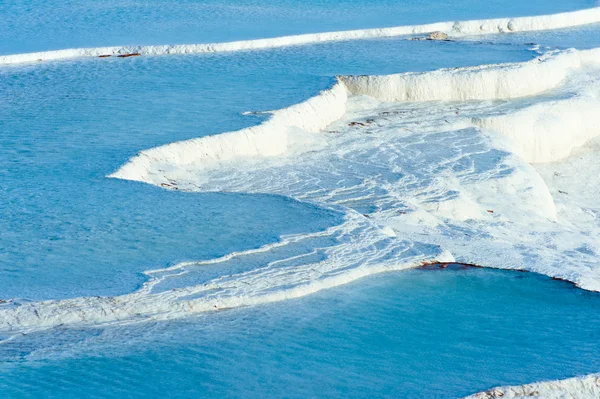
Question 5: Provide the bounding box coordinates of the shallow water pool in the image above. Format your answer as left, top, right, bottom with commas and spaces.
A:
1, 265, 599, 398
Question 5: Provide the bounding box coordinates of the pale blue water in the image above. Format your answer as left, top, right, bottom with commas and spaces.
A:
1, 0, 600, 397
1, 267, 599, 398
472, 22, 600, 49
0, 0, 596, 54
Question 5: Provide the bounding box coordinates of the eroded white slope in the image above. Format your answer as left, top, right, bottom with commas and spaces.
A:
110, 81, 348, 183
464, 373, 600, 399
1, 7, 600, 65
474, 96, 600, 162
340, 48, 600, 102
472, 65, 600, 162
113, 48, 600, 186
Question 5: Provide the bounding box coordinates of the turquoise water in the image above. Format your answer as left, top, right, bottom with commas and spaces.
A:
473, 22, 600, 49
1, 266, 599, 398
2, 0, 600, 397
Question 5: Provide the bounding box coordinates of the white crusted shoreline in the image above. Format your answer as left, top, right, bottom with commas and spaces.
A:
1, 7, 600, 65
464, 373, 600, 398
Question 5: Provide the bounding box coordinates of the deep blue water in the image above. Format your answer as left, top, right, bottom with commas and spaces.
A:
1, 266, 599, 398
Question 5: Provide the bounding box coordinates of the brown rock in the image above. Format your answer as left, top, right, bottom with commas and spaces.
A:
428, 31, 449, 41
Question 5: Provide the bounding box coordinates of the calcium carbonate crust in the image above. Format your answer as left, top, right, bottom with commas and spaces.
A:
464, 373, 600, 399
113, 48, 600, 185
1, 7, 600, 65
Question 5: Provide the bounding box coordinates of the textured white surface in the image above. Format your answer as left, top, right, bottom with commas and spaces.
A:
341, 49, 600, 102
115, 48, 600, 183
464, 373, 600, 398
109, 82, 348, 183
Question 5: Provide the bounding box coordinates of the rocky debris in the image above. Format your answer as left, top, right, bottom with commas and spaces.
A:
160, 182, 179, 190
349, 119, 376, 127
379, 110, 411, 117
409, 31, 451, 41
117, 53, 141, 58
428, 31, 450, 41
